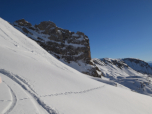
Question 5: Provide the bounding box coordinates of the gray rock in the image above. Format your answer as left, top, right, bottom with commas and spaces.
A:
12, 19, 103, 77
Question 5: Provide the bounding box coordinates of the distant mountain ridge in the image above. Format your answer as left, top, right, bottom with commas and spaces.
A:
12, 19, 102, 77
148, 61, 152, 68
122, 58, 152, 75
92, 58, 152, 96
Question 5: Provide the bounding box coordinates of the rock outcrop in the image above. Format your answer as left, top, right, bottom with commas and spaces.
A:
12, 19, 102, 77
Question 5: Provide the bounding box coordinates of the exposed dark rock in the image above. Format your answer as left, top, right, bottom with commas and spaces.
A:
12, 19, 102, 77
22, 27, 29, 34
16, 19, 32, 27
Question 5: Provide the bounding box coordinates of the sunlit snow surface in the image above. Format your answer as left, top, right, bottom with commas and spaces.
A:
0, 18, 152, 114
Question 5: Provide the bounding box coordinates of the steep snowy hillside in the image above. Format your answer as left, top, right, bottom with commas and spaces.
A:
92, 58, 152, 96
1, 18, 152, 114
123, 58, 152, 75
12, 19, 102, 77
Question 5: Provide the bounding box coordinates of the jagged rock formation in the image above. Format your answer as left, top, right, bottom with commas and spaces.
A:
123, 58, 152, 75
12, 19, 102, 77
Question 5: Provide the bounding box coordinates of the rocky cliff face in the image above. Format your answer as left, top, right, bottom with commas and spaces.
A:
12, 19, 102, 77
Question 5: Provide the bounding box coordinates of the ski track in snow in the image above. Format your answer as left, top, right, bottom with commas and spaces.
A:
0, 69, 106, 114
39, 85, 105, 97
0, 69, 58, 114
12, 74, 38, 95
0, 28, 19, 45
2, 81, 17, 114
0, 86, 105, 101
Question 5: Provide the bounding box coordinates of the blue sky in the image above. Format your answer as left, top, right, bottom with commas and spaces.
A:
0, 0, 152, 61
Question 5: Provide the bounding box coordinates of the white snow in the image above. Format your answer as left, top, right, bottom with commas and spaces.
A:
0, 18, 152, 114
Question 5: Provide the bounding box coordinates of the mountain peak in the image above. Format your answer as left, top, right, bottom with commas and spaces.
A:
122, 58, 152, 75
35, 21, 56, 31
15, 19, 32, 27
12, 19, 102, 77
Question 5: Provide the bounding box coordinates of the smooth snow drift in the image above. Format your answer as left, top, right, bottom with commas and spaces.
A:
0, 17, 152, 114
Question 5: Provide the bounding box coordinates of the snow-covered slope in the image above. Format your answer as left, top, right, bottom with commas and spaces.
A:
123, 58, 152, 75
1, 18, 152, 114
92, 58, 152, 96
